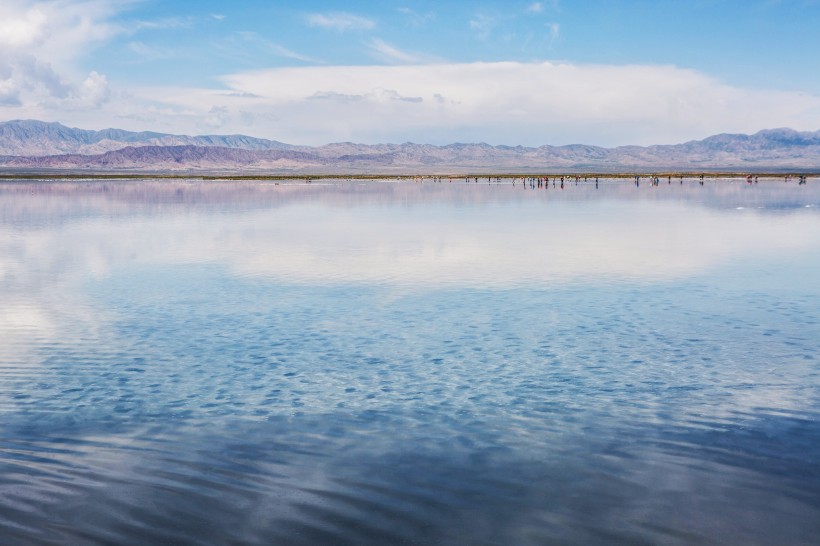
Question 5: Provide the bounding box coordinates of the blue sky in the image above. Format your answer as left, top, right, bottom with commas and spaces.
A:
2, 0, 820, 146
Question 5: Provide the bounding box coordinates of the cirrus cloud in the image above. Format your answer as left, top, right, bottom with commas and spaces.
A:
306, 12, 375, 32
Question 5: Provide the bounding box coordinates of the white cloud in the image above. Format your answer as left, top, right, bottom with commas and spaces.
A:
306, 12, 375, 31
0, 0, 123, 111
128, 40, 171, 60
469, 14, 496, 39
397, 7, 435, 27
267, 44, 318, 64
204, 105, 229, 128
366, 39, 422, 64
102, 60, 820, 146
228, 31, 319, 64
133, 17, 193, 31
0, 5, 47, 48
547, 22, 560, 44
79, 70, 109, 106
527, 2, 544, 13
6, 58, 820, 146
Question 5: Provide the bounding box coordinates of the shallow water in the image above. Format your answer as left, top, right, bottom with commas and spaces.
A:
1, 178, 819, 545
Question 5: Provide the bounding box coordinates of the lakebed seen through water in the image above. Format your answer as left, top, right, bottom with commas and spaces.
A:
1, 178, 819, 544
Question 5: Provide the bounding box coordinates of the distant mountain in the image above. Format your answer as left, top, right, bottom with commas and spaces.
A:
1, 120, 819, 173
0, 120, 292, 156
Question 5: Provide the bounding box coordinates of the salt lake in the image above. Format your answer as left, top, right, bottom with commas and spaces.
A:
1, 177, 819, 544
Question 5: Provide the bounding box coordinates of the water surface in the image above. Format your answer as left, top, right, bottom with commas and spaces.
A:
1, 178, 819, 544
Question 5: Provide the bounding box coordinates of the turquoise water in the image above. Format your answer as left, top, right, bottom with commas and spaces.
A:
1, 178, 819, 544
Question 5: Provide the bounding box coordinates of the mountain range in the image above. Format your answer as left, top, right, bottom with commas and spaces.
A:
1, 120, 819, 173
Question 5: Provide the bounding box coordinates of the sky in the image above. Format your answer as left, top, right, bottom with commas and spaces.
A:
1, 0, 820, 146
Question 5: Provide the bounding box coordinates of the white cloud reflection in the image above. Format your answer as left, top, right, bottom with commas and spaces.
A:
185, 204, 818, 286
2, 184, 819, 291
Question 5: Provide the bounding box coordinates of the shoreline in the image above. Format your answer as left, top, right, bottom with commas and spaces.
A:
0, 172, 816, 182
